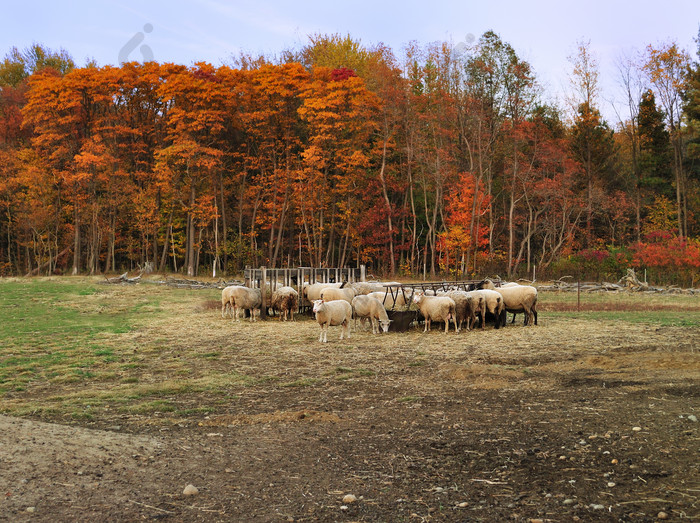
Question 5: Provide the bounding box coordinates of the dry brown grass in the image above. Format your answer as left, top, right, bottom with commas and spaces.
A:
2, 277, 699, 422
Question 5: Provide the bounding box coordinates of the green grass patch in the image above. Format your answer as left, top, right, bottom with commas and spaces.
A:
0, 279, 171, 394
198, 351, 221, 359
547, 310, 700, 327
0, 280, 134, 350
125, 399, 176, 414
539, 289, 700, 326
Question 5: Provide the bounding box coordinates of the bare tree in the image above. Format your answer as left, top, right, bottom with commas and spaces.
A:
613, 49, 645, 240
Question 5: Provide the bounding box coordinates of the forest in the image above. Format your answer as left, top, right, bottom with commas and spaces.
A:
1, 31, 699, 284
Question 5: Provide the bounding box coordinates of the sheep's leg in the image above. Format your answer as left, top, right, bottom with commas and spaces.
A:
444, 318, 449, 334
532, 307, 538, 326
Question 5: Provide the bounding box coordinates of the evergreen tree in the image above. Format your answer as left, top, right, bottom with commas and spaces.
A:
638, 89, 672, 196
569, 101, 616, 245
682, 28, 700, 231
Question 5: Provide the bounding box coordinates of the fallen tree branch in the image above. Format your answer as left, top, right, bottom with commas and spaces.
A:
102, 271, 142, 284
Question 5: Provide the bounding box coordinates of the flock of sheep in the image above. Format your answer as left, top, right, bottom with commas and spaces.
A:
220, 279, 538, 343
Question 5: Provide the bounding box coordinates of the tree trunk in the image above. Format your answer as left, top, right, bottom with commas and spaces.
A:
186, 184, 196, 277
159, 212, 173, 272
72, 201, 80, 275
218, 172, 228, 273
378, 124, 396, 275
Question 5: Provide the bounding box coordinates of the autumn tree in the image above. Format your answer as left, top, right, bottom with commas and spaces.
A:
644, 42, 691, 237
240, 63, 308, 268
438, 171, 490, 275
1, 45, 75, 274
297, 66, 379, 267
1, 44, 75, 87
459, 31, 511, 269
567, 41, 618, 247
500, 42, 537, 276
155, 63, 230, 276
613, 50, 647, 240
682, 29, 700, 237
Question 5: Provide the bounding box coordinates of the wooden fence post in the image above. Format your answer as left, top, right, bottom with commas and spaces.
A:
261, 266, 267, 320
577, 279, 581, 312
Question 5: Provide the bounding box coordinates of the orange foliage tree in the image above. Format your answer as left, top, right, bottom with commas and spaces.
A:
4, 34, 699, 280
438, 172, 490, 276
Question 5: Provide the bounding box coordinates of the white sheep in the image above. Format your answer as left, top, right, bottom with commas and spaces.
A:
349, 281, 380, 295
320, 286, 356, 303
441, 290, 477, 332
302, 282, 343, 304
466, 289, 504, 329
368, 290, 409, 310
352, 295, 392, 334
313, 299, 353, 343
412, 292, 457, 333
221, 285, 239, 318
226, 285, 262, 322
482, 279, 538, 326
270, 286, 299, 321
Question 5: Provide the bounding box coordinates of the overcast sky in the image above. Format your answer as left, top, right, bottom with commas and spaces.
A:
3, 0, 699, 123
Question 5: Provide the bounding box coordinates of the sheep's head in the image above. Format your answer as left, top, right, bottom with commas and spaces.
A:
312, 299, 324, 314
379, 319, 392, 333
412, 292, 424, 304
481, 278, 495, 290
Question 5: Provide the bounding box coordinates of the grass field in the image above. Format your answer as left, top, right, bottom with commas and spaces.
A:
1, 276, 699, 421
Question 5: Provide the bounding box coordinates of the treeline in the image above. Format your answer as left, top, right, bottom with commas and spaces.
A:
1, 33, 699, 283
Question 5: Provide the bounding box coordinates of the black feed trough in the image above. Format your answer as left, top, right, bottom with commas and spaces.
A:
386, 309, 417, 332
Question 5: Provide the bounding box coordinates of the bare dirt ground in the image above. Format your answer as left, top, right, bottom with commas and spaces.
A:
1, 288, 699, 522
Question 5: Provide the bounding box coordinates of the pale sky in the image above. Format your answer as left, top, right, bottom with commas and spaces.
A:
3, 0, 700, 123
